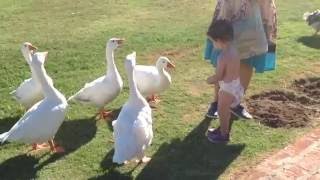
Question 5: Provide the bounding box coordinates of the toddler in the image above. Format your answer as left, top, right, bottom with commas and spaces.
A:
206, 20, 244, 143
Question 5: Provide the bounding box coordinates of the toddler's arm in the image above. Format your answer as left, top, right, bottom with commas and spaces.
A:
206, 58, 226, 84
215, 59, 226, 82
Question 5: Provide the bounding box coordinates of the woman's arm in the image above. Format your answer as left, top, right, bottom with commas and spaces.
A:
258, 0, 277, 44
210, 0, 233, 23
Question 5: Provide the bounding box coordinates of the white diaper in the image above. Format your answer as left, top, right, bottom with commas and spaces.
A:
219, 78, 244, 108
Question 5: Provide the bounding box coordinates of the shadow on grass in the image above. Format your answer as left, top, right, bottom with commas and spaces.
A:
0, 116, 22, 147
89, 140, 137, 179
89, 149, 135, 180
0, 116, 20, 134
105, 107, 122, 132
89, 170, 134, 180
36, 117, 98, 168
297, 35, 320, 49
0, 154, 41, 179
88, 106, 140, 180
0, 117, 97, 178
100, 149, 116, 170
135, 117, 245, 180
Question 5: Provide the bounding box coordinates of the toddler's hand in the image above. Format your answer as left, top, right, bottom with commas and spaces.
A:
206, 75, 216, 84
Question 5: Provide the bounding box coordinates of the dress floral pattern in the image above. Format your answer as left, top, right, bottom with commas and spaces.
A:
210, 0, 277, 59
259, 0, 277, 45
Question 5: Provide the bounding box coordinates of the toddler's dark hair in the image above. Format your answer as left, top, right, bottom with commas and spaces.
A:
207, 19, 234, 42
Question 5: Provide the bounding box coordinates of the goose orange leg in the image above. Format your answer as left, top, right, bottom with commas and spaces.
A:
48, 140, 65, 153
147, 94, 161, 103
31, 143, 49, 151
97, 108, 113, 120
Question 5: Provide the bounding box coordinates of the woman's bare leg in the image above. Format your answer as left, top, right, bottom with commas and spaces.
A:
240, 63, 253, 91
214, 84, 219, 102
231, 62, 253, 119
212, 68, 220, 102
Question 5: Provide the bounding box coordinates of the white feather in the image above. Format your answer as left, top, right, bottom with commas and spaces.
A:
12, 77, 53, 109
1, 52, 68, 145
68, 38, 123, 109
113, 52, 153, 164
134, 57, 173, 97
12, 43, 53, 109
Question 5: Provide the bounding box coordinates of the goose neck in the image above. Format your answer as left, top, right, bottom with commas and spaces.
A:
127, 66, 144, 103
106, 48, 118, 76
32, 63, 57, 98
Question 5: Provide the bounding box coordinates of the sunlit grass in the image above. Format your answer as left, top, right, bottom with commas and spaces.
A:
0, 0, 319, 179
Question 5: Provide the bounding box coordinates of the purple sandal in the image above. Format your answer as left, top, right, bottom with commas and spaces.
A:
207, 127, 220, 135
207, 130, 229, 144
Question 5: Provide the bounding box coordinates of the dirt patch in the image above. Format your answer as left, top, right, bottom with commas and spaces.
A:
293, 77, 320, 100
247, 78, 320, 128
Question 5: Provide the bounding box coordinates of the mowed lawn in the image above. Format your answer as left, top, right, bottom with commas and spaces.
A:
0, 0, 320, 179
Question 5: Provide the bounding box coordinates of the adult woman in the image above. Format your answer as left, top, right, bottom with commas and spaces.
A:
204, 0, 277, 119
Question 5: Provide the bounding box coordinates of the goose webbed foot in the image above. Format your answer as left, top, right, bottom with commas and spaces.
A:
48, 140, 65, 153
147, 94, 160, 103
31, 143, 49, 151
134, 156, 151, 164
147, 95, 160, 108
96, 109, 113, 120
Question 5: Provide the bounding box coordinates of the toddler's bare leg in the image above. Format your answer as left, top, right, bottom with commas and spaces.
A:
214, 83, 219, 102
218, 91, 234, 135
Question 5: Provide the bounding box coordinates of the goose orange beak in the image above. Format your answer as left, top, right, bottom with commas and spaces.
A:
116, 39, 125, 46
167, 62, 175, 69
27, 44, 38, 51
43, 51, 48, 60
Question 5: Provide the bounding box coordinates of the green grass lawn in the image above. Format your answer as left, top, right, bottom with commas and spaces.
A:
0, 0, 320, 179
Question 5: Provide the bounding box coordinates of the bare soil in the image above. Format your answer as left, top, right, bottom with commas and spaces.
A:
247, 77, 320, 128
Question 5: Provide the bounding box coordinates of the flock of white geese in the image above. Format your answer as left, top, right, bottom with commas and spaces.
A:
0, 38, 175, 164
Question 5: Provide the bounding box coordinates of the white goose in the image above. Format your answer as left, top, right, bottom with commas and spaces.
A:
0, 51, 68, 153
68, 38, 124, 119
135, 56, 175, 103
10, 42, 53, 109
113, 52, 153, 164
